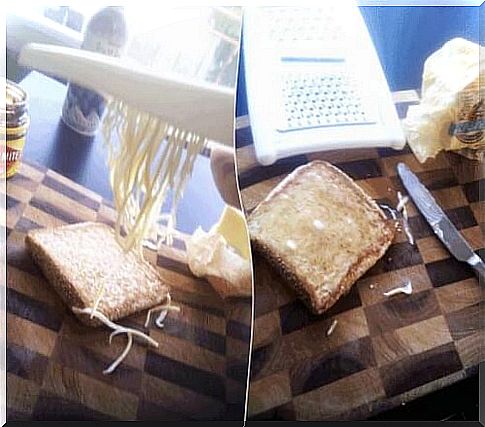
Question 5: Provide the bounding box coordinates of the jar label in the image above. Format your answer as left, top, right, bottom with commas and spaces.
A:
1, 136, 26, 178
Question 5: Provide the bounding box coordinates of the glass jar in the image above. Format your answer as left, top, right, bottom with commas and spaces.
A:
1, 80, 30, 179
61, 6, 128, 136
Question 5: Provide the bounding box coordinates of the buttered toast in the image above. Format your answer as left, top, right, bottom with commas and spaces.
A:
248, 161, 396, 314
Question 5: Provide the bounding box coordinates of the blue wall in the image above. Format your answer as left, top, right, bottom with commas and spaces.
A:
236, 6, 480, 117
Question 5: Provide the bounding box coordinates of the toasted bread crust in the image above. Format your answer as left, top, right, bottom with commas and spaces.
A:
206, 274, 252, 299
27, 232, 87, 314
249, 160, 396, 314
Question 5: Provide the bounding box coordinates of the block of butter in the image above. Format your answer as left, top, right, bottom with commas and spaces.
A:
213, 205, 250, 260
403, 38, 484, 163
185, 205, 252, 298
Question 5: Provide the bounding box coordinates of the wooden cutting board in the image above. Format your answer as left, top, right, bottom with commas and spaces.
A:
236, 90, 485, 420
4, 162, 251, 421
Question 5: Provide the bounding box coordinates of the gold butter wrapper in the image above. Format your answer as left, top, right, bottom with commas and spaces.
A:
450, 78, 485, 160
404, 38, 484, 163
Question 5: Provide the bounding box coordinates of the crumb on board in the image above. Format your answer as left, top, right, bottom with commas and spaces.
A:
369, 284, 375, 290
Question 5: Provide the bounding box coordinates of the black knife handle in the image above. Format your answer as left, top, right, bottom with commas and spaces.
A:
471, 260, 485, 286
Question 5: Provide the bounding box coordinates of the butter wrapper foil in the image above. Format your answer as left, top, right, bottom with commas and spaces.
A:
403, 38, 484, 163
186, 227, 252, 298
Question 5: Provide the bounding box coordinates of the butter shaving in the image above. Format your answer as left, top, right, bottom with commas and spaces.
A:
104, 334, 133, 375
144, 293, 180, 328
326, 319, 338, 336
383, 281, 413, 297
396, 191, 414, 245
380, 204, 398, 221
72, 306, 159, 375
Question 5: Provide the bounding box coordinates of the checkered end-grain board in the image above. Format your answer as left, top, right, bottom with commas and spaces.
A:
236, 90, 484, 421
4, 162, 251, 421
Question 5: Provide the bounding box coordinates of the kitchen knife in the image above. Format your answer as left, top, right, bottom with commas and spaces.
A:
397, 162, 485, 285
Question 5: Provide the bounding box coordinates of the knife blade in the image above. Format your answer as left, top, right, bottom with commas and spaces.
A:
397, 162, 485, 285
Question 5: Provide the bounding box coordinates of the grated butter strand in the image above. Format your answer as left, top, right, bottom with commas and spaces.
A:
102, 99, 206, 254
397, 191, 414, 245
396, 193, 409, 211
90, 277, 106, 319
72, 306, 158, 375
103, 334, 133, 375
380, 204, 398, 220
144, 294, 181, 328
326, 319, 338, 336
383, 281, 413, 297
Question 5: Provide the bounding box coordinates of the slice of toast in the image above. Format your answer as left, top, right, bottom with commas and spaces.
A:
25, 222, 169, 326
248, 160, 396, 314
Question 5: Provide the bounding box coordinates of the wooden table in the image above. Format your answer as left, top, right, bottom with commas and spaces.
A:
4, 161, 251, 421
235, 89, 484, 420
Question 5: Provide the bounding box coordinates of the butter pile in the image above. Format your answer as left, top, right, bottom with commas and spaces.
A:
403, 38, 484, 163
186, 205, 252, 298
213, 205, 250, 260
